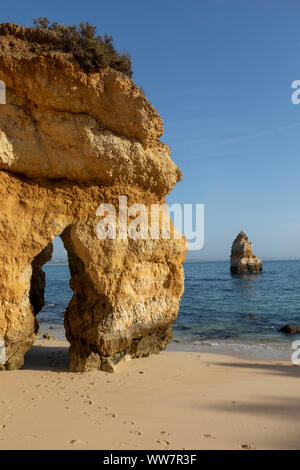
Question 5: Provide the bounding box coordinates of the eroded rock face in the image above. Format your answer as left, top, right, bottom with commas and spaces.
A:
0, 24, 181, 196
0, 24, 187, 372
230, 231, 262, 274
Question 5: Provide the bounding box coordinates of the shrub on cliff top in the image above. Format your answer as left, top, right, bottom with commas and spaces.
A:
32, 17, 132, 78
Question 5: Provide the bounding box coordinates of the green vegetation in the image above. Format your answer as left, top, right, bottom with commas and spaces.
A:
32, 17, 132, 77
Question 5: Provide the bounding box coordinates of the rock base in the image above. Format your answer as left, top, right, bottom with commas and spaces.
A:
230, 259, 263, 275
68, 325, 172, 373
0, 335, 35, 371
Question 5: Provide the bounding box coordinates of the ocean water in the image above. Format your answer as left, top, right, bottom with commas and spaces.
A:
39, 260, 300, 361
172, 260, 300, 360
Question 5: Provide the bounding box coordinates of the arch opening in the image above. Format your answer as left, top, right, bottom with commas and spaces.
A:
26, 227, 107, 372
21, 224, 180, 374
27, 234, 72, 368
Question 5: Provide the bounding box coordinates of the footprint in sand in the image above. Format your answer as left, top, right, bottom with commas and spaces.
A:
3, 414, 12, 422
156, 439, 171, 446
67, 439, 88, 445
201, 433, 216, 439
67, 439, 80, 445
83, 400, 93, 405
160, 430, 172, 436
119, 441, 135, 447
240, 444, 255, 450
26, 404, 37, 410
106, 412, 117, 418
130, 430, 142, 436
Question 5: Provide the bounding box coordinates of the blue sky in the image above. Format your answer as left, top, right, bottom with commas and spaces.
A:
2, 0, 300, 260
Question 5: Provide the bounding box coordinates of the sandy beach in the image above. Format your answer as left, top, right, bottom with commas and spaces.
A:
1, 339, 300, 450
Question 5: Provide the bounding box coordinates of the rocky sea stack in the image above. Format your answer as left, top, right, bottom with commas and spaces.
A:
230, 231, 262, 275
0, 23, 187, 372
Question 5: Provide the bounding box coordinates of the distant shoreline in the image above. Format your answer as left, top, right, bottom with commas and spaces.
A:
184, 258, 300, 263
46, 258, 300, 266
45, 261, 69, 266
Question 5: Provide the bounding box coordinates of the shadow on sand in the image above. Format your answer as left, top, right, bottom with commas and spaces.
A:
214, 360, 300, 379
22, 343, 69, 372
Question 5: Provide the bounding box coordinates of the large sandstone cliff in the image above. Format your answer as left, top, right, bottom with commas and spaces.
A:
0, 24, 187, 372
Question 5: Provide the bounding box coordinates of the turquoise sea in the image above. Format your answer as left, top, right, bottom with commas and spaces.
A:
39, 260, 300, 361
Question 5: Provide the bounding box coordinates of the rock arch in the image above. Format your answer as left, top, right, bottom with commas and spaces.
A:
0, 23, 187, 372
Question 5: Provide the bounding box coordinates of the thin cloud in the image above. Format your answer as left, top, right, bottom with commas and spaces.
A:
216, 122, 300, 146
